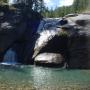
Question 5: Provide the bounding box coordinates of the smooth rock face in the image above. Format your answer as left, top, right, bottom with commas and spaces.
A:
35, 53, 64, 67
66, 14, 90, 69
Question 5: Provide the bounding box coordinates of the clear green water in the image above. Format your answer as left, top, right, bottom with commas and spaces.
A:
0, 65, 90, 90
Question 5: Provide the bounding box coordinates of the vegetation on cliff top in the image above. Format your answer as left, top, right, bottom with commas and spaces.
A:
0, 0, 90, 17
43, 0, 90, 17
0, 0, 45, 13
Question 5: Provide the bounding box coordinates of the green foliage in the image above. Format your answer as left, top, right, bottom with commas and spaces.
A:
33, 0, 45, 13
16, 0, 45, 13
72, 0, 89, 13
0, 0, 89, 17
58, 30, 68, 37
0, 0, 45, 13
0, 0, 7, 3
43, 0, 90, 18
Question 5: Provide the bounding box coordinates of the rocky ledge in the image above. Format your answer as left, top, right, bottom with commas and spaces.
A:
35, 53, 64, 67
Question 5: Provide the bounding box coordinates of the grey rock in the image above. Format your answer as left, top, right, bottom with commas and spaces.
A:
66, 14, 90, 69
35, 53, 64, 67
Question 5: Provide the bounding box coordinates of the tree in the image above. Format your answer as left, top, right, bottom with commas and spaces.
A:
0, 0, 7, 3
19, 0, 45, 13
73, 0, 89, 13
43, 0, 90, 18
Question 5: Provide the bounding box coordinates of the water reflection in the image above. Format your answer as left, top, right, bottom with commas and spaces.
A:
28, 66, 90, 89
31, 67, 69, 88
32, 67, 52, 87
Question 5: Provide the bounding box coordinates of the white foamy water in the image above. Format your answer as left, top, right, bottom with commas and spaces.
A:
35, 18, 61, 49
1, 48, 18, 65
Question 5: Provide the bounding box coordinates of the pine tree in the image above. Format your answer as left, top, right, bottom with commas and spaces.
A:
0, 0, 7, 3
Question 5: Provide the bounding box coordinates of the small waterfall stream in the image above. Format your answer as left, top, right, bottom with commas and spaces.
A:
1, 48, 18, 65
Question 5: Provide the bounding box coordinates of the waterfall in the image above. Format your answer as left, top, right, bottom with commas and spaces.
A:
1, 48, 18, 65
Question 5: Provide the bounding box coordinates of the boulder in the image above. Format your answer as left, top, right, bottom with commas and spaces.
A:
35, 53, 64, 67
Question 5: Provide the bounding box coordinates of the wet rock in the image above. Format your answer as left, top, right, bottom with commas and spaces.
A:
33, 18, 70, 67
34, 18, 67, 54
35, 53, 64, 67
33, 27, 68, 57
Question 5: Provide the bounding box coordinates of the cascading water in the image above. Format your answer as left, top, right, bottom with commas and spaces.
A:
1, 48, 18, 65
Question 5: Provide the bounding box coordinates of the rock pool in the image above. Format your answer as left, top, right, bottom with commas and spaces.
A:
0, 65, 90, 90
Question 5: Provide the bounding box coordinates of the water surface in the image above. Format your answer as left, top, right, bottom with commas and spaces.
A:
0, 65, 90, 90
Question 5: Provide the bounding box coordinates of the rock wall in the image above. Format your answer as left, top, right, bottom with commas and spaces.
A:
34, 14, 90, 69
67, 14, 90, 69
0, 5, 26, 62
0, 4, 42, 64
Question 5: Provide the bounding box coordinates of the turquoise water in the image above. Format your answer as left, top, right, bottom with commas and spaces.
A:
0, 65, 90, 90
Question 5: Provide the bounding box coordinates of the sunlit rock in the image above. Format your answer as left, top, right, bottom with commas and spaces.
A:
35, 53, 64, 67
